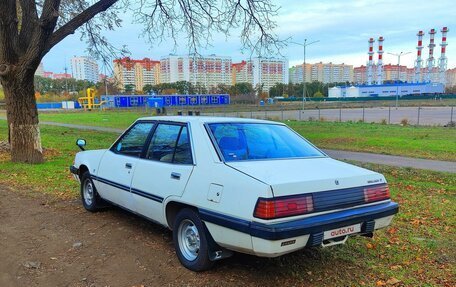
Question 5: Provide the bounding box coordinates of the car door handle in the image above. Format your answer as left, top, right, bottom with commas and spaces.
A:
171, 172, 181, 180
125, 163, 133, 169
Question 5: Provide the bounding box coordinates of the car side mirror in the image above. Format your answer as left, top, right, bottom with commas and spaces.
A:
76, 139, 86, 151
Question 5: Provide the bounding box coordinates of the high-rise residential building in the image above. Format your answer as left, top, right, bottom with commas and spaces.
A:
232, 60, 253, 84
71, 56, 99, 83
232, 58, 288, 94
160, 54, 232, 89
135, 58, 161, 90
113, 57, 136, 90
289, 62, 353, 84
113, 57, 161, 92
251, 57, 288, 93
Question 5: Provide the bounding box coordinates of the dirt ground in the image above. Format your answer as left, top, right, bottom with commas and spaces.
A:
1, 186, 343, 287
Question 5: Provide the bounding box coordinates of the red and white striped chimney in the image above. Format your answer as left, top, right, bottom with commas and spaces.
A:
376, 36, 384, 85
414, 30, 424, 83
367, 38, 375, 85
426, 28, 436, 82
439, 27, 449, 85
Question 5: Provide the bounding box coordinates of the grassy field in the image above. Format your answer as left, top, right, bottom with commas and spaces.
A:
34, 110, 456, 161
0, 121, 119, 197
0, 121, 454, 286
288, 121, 456, 162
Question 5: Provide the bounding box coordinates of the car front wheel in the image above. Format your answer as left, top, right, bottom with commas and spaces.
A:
173, 208, 214, 271
80, 171, 102, 212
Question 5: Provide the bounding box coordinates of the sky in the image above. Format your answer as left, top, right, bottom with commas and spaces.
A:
43, 0, 455, 74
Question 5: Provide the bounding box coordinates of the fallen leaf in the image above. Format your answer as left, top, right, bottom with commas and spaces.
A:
386, 277, 401, 285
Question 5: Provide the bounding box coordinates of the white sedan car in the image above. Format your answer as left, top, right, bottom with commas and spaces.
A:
70, 116, 398, 271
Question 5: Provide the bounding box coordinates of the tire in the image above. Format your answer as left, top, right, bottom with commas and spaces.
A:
173, 208, 214, 271
80, 171, 102, 212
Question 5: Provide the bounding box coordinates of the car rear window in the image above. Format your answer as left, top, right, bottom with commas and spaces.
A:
208, 123, 324, 161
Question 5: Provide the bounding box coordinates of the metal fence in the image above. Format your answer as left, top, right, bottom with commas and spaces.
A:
194, 106, 455, 126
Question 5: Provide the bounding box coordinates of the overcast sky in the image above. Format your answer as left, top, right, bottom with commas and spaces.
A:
43, 0, 455, 74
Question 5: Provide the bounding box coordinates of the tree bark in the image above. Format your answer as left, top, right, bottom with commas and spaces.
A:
2, 71, 43, 163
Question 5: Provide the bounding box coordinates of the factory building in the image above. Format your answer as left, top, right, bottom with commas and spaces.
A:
328, 82, 444, 98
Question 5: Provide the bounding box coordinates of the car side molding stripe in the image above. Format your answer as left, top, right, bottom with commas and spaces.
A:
91, 175, 164, 203
199, 201, 399, 240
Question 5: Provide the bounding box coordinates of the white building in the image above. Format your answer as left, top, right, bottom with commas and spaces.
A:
160, 54, 232, 89
71, 56, 99, 83
329, 83, 444, 98
251, 57, 288, 93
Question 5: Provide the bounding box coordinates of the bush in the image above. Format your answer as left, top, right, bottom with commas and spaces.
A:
400, 118, 409, 126
380, 119, 387, 125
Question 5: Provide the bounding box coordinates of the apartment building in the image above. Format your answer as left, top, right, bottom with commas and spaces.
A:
289, 62, 353, 84
232, 58, 288, 94
113, 57, 160, 91
71, 56, 99, 83
160, 54, 232, 89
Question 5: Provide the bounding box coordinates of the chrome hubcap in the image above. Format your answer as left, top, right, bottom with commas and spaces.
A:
178, 219, 200, 261
83, 179, 94, 206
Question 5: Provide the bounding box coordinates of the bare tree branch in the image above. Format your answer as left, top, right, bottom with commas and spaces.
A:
48, 0, 118, 52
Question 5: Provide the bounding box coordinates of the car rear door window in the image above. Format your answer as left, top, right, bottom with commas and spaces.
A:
113, 122, 154, 157
146, 124, 193, 164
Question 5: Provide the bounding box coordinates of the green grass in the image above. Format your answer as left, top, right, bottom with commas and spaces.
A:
38, 109, 152, 129
288, 121, 456, 161
37, 110, 456, 161
0, 121, 118, 197
0, 120, 454, 286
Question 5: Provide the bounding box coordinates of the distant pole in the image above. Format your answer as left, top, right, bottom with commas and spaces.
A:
388, 105, 391, 124
417, 106, 421, 125
451, 106, 453, 123
290, 39, 319, 112
388, 51, 411, 109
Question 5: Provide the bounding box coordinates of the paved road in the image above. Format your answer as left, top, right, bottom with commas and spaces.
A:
323, 149, 455, 173
1, 117, 453, 173
205, 106, 455, 126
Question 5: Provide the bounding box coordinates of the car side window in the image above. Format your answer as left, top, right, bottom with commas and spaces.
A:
146, 124, 192, 164
113, 122, 154, 157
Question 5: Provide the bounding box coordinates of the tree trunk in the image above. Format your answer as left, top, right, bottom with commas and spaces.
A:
3, 72, 44, 163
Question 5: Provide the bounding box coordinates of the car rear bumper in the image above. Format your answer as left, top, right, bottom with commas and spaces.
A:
200, 201, 398, 257
249, 201, 398, 240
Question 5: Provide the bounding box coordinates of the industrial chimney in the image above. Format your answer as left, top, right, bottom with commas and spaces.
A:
414, 31, 424, 83
426, 28, 436, 83
376, 36, 384, 85
367, 38, 375, 85
438, 27, 449, 85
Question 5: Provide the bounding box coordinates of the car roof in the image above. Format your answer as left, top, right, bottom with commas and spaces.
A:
136, 116, 284, 125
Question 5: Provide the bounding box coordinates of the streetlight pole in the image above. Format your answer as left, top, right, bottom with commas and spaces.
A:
388, 51, 411, 109
290, 39, 319, 112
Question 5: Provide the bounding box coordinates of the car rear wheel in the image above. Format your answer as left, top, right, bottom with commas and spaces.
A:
80, 171, 102, 212
173, 208, 214, 271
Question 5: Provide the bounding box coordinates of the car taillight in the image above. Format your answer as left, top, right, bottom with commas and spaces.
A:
254, 195, 314, 219
364, 184, 390, 203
